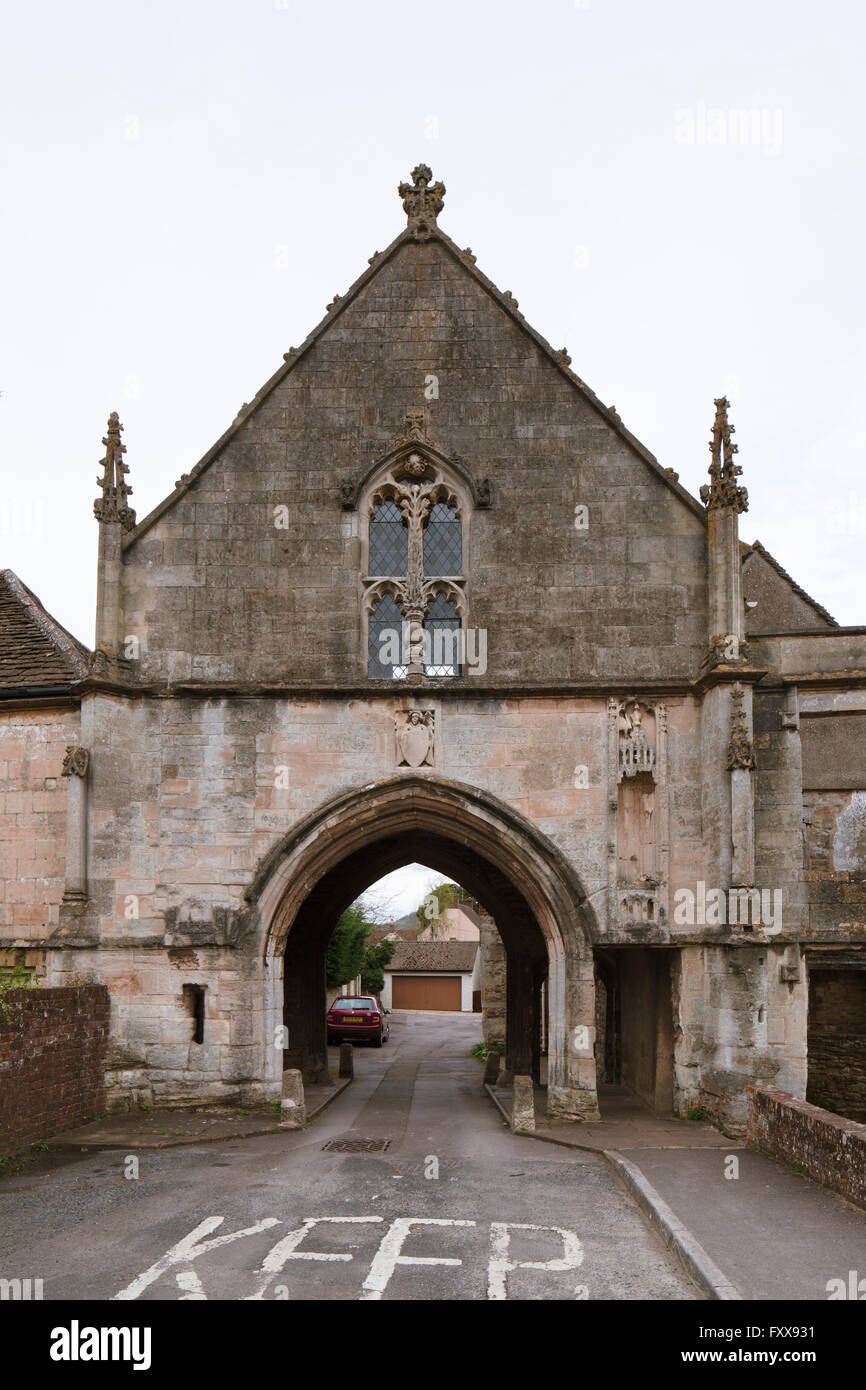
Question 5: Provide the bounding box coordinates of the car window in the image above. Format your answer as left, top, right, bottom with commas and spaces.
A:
333, 998, 374, 1009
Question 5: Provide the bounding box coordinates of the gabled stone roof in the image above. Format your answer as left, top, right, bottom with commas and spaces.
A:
741, 540, 838, 628
0, 570, 90, 693
124, 169, 707, 548
386, 941, 478, 973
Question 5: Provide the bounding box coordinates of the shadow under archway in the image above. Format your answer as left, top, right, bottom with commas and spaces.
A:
250, 776, 600, 1119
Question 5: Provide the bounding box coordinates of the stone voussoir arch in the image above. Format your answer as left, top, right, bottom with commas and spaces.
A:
248, 773, 598, 960
246, 774, 601, 1120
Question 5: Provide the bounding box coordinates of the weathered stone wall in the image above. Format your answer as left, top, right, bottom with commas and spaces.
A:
120, 239, 708, 687
801, 715, 866, 791
742, 548, 833, 634
746, 1083, 866, 1211
33, 680, 825, 1109
753, 687, 807, 936
47, 943, 274, 1110
673, 945, 807, 1134
62, 687, 768, 956
799, 700, 866, 935
479, 913, 506, 1050
0, 707, 79, 944
806, 967, 866, 1122
0, 985, 109, 1152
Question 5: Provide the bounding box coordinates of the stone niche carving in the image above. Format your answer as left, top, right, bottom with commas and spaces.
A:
617, 701, 656, 781
607, 698, 669, 929
395, 709, 435, 768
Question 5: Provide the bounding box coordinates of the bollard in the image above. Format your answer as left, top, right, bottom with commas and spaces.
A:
483, 1050, 501, 1086
280, 1067, 307, 1129
339, 1041, 354, 1079
511, 1074, 535, 1132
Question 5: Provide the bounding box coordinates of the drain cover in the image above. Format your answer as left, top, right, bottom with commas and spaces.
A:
322, 1137, 391, 1153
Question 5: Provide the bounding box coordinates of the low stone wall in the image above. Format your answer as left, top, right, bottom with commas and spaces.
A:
746, 1084, 866, 1211
0, 985, 110, 1153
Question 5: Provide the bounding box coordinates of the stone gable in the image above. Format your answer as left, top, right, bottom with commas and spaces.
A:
121, 235, 707, 686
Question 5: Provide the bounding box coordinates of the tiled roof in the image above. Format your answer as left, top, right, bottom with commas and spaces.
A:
0, 570, 90, 693
386, 941, 478, 973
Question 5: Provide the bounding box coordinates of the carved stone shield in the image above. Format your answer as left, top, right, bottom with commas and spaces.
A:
397, 712, 433, 768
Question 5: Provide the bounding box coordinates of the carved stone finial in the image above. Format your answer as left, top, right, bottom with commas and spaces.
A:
557, 348, 572, 368
398, 164, 445, 239
727, 683, 756, 770
387, 409, 430, 453
700, 396, 748, 514
93, 412, 136, 531
61, 746, 90, 779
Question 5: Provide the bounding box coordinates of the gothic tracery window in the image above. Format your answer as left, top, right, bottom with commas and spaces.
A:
362, 439, 467, 680
423, 502, 461, 576
369, 500, 408, 577
423, 592, 462, 676
367, 591, 406, 679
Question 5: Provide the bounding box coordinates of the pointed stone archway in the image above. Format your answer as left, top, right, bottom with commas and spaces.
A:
247, 775, 601, 1120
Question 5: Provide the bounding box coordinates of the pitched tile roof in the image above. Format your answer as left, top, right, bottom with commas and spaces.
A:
0, 570, 90, 693
386, 941, 478, 973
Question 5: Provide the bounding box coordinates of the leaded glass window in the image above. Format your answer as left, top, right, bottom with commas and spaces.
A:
369, 500, 408, 577
368, 593, 406, 679
423, 593, 462, 677
423, 502, 461, 576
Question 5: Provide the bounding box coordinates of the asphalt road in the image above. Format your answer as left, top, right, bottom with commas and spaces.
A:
0, 1011, 698, 1301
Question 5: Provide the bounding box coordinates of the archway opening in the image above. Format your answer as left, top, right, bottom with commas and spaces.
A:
279, 830, 549, 1086
251, 776, 600, 1119
322, 866, 506, 1064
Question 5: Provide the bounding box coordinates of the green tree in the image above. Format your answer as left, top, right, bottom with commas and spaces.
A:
415, 881, 458, 932
325, 906, 371, 989
361, 938, 395, 996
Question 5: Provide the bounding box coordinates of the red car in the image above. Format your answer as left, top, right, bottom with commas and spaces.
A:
327, 996, 390, 1047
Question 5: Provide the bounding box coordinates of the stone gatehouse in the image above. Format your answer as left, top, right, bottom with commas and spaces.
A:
2, 164, 865, 1135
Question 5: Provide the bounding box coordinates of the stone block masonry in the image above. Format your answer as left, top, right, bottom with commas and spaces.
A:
746, 1083, 866, 1211
0, 985, 110, 1153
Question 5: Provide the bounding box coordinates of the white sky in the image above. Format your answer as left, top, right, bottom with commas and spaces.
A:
359, 865, 450, 922
2, 0, 864, 644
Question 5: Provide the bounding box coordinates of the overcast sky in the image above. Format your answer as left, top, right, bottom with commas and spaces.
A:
2, 0, 864, 646
360, 865, 450, 922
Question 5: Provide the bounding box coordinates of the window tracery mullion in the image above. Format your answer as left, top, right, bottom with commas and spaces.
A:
397, 484, 432, 620
363, 455, 467, 679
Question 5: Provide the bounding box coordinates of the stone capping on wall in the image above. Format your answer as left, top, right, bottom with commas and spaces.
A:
0, 984, 110, 1154
746, 1084, 866, 1212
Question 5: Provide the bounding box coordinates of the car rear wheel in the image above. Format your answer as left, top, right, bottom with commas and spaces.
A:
373, 1032, 384, 1047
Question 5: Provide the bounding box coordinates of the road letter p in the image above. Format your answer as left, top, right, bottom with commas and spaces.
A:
488, 1222, 584, 1300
